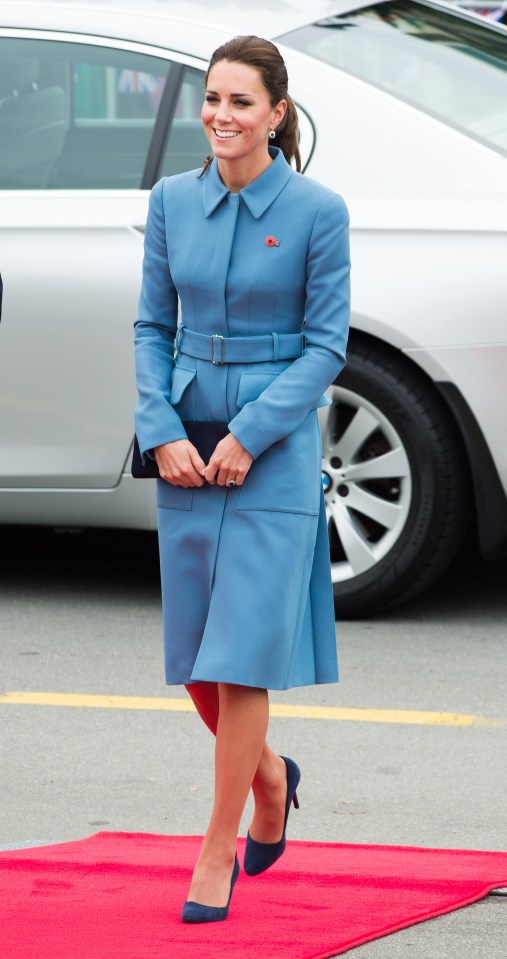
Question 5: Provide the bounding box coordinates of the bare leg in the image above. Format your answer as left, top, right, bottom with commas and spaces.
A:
186, 683, 278, 907
185, 681, 219, 735
186, 683, 288, 846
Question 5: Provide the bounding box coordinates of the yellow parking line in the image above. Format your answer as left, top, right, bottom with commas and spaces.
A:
0, 692, 195, 712
0, 691, 505, 727
268, 703, 506, 727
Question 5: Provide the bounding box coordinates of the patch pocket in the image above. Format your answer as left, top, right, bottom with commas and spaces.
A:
156, 478, 194, 511
236, 412, 321, 515
170, 365, 196, 408
236, 371, 280, 409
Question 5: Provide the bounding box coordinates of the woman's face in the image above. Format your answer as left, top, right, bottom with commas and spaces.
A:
201, 60, 286, 164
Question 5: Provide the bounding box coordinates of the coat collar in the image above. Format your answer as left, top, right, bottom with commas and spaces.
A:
202, 146, 293, 219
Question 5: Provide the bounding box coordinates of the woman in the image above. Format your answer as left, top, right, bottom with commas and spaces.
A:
134, 35, 350, 923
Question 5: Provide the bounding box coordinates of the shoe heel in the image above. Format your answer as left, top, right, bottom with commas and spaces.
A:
293, 791, 299, 810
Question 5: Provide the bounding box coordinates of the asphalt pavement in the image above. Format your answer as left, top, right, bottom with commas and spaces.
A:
0, 525, 506, 957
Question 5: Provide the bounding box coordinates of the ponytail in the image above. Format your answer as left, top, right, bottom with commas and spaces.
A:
198, 154, 213, 179
274, 94, 301, 173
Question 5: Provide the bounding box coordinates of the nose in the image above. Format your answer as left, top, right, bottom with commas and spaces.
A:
214, 103, 233, 124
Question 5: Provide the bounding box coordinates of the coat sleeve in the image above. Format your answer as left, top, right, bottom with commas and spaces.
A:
133, 178, 188, 460
227, 191, 351, 459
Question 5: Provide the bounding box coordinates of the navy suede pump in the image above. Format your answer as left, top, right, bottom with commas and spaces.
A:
181, 854, 240, 923
244, 755, 301, 876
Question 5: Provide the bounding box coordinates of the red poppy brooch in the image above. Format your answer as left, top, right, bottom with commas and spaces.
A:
265, 235, 281, 247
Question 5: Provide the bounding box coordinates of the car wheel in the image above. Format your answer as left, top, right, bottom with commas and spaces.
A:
321, 341, 469, 617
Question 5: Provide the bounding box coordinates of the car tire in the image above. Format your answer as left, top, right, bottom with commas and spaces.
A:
321, 340, 469, 617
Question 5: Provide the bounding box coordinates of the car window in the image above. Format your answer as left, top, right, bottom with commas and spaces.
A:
0, 37, 172, 188
159, 67, 210, 177
278, 1, 507, 156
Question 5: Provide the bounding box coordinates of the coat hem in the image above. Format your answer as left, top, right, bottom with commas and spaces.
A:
167, 672, 339, 690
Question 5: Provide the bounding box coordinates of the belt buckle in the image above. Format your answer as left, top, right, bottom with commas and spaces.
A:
211, 334, 225, 365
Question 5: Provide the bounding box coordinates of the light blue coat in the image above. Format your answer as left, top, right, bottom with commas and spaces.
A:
134, 146, 350, 689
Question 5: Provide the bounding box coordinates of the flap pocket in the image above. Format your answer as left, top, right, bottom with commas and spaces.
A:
237, 371, 280, 409
170, 365, 196, 406
237, 371, 330, 412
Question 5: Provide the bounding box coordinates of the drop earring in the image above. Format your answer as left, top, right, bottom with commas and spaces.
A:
269, 129, 276, 139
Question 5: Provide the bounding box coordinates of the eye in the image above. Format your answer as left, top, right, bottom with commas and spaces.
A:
236, 99, 251, 107
205, 95, 219, 103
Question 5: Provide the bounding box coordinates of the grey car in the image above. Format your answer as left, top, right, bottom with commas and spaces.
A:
1, 0, 506, 615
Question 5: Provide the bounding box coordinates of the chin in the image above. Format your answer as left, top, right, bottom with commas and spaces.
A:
214, 146, 244, 162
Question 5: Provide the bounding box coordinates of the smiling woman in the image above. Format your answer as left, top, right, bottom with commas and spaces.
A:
200, 58, 287, 190
198, 34, 301, 183
133, 33, 350, 926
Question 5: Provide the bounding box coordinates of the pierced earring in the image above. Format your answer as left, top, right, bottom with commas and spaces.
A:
269, 129, 276, 139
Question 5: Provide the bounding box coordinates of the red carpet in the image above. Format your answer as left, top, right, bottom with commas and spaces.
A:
1, 832, 506, 959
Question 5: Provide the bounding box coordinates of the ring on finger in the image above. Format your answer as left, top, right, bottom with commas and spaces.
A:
225, 476, 237, 488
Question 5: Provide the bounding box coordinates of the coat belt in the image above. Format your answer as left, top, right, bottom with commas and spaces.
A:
177, 326, 304, 365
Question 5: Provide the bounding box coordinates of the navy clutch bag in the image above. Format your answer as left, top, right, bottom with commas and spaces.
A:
131, 422, 229, 479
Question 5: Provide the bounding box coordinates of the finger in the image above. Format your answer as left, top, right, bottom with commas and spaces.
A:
160, 474, 185, 487
187, 445, 207, 476
160, 464, 200, 488
217, 466, 234, 488
230, 460, 251, 487
203, 453, 221, 484
187, 470, 205, 487
167, 469, 193, 488
180, 473, 204, 487
178, 449, 205, 487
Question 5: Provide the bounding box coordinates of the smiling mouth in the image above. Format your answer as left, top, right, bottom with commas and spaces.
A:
213, 128, 241, 139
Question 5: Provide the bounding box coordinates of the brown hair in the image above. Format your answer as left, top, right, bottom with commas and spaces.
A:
198, 35, 301, 178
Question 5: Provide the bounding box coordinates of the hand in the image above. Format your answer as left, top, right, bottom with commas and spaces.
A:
154, 439, 206, 487
203, 433, 253, 487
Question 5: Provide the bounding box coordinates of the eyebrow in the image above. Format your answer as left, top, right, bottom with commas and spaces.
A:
206, 89, 256, 97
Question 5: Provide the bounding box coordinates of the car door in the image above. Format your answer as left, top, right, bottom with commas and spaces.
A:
0, 33, 208, 490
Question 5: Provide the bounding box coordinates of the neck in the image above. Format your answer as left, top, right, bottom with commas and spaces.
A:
217, 146, 274, 193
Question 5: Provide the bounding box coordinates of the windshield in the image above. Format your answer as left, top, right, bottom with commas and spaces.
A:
278, 1, 507, 155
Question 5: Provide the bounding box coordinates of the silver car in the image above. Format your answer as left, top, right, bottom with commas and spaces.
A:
1, 0, 506, 615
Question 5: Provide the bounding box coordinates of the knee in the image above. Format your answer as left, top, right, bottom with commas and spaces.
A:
218, 682, 268, 703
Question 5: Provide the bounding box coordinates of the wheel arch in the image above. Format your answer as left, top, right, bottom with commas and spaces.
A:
347, 329, 507, 561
